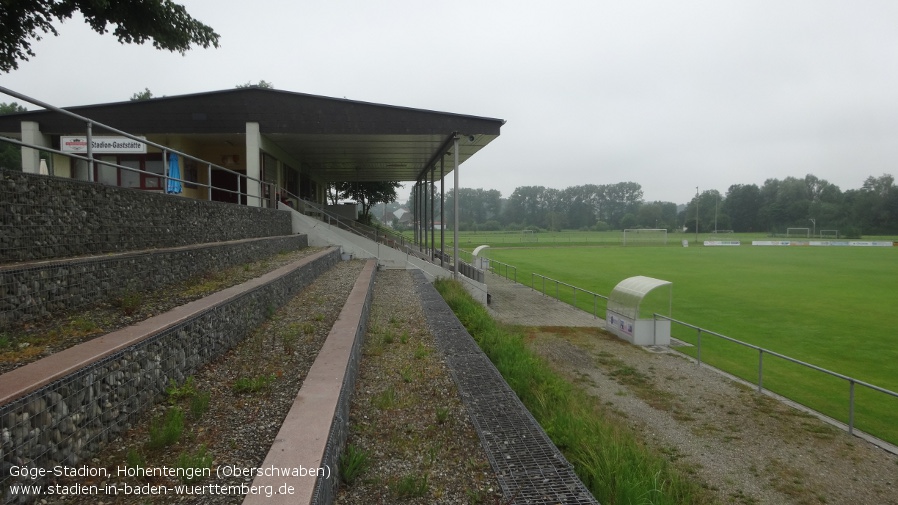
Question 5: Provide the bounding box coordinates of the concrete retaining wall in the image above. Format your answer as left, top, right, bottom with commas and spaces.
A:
0, 249, 340, 502
0, 170, 293, 264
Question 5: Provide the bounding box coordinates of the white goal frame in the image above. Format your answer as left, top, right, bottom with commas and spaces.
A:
820, 229, 840, 239
623, 228, 668, 246
520, 229, 538, 242
786, 227, 810, 238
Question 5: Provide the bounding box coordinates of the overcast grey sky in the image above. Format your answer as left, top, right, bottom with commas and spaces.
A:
3, 0, 897, 204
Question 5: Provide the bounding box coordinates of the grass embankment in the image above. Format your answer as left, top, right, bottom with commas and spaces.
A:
434, 278, 715, 505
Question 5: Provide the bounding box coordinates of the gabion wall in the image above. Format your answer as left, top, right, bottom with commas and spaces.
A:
0, 170, 293, 264
0, 235, 308, 329
0, 248, 340, 503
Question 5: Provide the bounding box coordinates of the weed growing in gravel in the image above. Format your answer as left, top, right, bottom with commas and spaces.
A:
414, 343, 430, 359
166, 376, 198, 403
282, 330, 299, 354
126, 447, 146, 469
400, 366, 415, 383
400, 331, 410, 344
390, 473, 429, 498
112, 290, 143, 316
175, 445, 213, 484
436, 406, 450, 424
339, 444, 370, 485
233, 374, 276, 394
189, 391, 211, 419
147, 407, 185, 449
372, 386, 397, 410
382, 331, 395, 345
68, 316, 99, 335
0, 333, 10, 350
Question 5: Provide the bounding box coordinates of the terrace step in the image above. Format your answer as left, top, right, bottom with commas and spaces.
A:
0, 234, 309, 330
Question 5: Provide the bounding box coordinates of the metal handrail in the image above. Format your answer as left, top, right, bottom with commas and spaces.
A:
654, 313, 898, 436
0, 86, 274, 205
530, 272, 607, 318
487, 258, 517, 283
0, 135, 275, 203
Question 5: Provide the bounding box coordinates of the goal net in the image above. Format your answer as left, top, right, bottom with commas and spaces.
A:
623, 228, 668, 246
521, 230, 538, 242
820, 230, 839, 239
786, 227, 810, 238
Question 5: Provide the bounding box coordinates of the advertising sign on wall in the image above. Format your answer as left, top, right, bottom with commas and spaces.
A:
61, 136, 147, 154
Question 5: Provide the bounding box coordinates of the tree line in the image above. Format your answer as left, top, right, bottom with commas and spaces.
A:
403, 174, 898, 236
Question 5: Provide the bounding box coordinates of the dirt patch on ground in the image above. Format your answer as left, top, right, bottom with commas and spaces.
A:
525, 326, 898, 505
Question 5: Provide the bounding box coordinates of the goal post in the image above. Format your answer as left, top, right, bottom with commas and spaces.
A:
622, 228, 668, 246
520, 229, 538, 242
786, 227, 810, 238
820, 229, 840, 239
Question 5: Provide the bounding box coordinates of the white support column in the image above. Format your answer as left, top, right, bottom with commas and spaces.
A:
245, 122, 262, 207
21, 122, 50, 174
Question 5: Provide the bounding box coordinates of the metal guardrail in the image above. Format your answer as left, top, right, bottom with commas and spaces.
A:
654, 314, 898, 436
487, 258, 517, 283
530, 272, 608, 318
0, 86, 277, 207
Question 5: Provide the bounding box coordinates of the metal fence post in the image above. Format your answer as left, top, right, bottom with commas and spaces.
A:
696, 328, 702, 366
849, 380, 855, 435
758, 349, 764, 392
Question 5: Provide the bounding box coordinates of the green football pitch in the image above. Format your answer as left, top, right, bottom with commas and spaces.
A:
480, 240, 898, 445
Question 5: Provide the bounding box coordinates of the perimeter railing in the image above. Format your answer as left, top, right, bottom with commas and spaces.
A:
487, 258, 517, 283
0, 86, 277, 207
530, 272, 608, 318
654, 314, 898, 438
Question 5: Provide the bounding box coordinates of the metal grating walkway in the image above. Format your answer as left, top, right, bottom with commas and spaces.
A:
414, 271, 599, 505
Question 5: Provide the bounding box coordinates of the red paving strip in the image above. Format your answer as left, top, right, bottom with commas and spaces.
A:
0, 247, 337, 406
243, 259, 376, 505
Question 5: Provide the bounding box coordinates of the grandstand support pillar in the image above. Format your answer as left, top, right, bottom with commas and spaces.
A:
423, 171, 429, 254
430, 164, 435, 262
453, 134, 459, 280
245, 122, 262, 207
21, 121, 50, 175
440, 156, 445, 268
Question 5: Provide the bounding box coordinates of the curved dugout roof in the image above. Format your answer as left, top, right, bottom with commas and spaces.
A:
0, 87, 504, 184
607, 276, 672, 320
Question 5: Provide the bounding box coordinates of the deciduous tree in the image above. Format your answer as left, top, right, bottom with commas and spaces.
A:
1, 0, 220, 73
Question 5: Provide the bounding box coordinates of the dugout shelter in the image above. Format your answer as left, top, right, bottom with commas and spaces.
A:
606, 276, 672, 346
